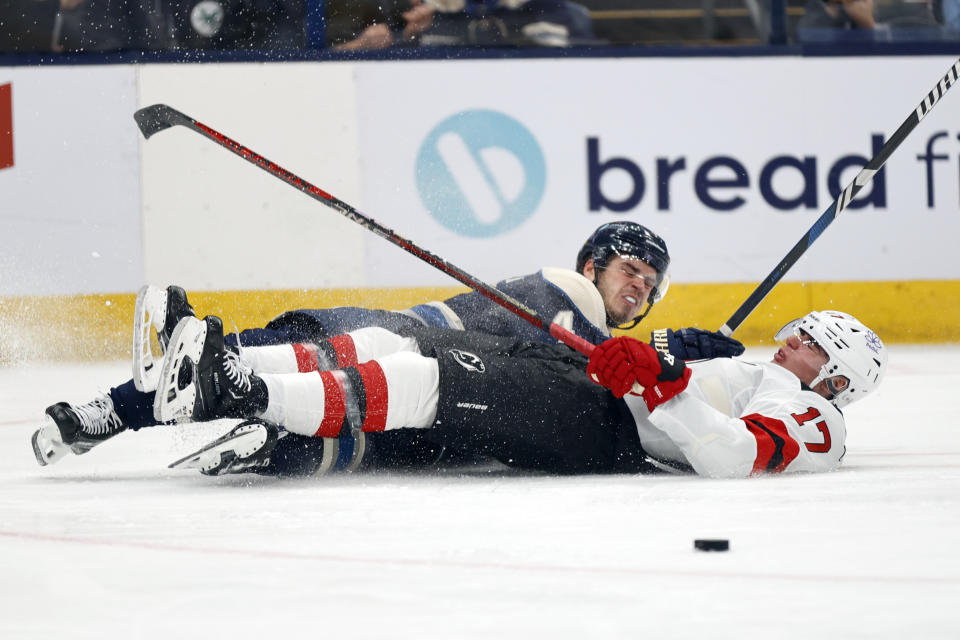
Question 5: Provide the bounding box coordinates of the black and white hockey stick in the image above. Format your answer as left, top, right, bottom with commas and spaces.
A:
719, 56, 960, 336
133, 104, 598, 356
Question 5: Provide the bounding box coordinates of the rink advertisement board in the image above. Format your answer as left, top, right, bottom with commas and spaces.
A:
136, 63, 366, 292
0, 66, 142, 296
9, 57, 951, 297
354, 56, 960, 288
3, 56, 960, 361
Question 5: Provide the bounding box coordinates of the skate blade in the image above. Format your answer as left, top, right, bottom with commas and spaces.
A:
169, 449, 222, 472
31, 418, 68, 467
132, 285, 168, 392
153, 316, 206, 423
168, 423, 270, 472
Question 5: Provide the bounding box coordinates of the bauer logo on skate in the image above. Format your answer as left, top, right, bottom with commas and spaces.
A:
449, 349, 486, 373
416, 109, 546, 238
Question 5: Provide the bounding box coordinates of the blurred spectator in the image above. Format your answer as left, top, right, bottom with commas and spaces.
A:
0, 0, 63, 52
333, 22, 394, 49
400, 0, 436, 43
799, 0, 876, 30
941, 0, 960, 31
57, 0, 172, 51
166, 0, 305, 50
874, 0, 938, 26
326, 0, 398, 50
370, 0, 594, 46
401, 0, 595, 47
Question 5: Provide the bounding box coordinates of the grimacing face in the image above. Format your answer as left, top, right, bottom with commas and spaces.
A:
583, 255, 657, 325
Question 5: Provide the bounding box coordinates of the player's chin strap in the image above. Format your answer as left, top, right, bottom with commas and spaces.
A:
608, 300, 653, 332
810, 369, 848, 404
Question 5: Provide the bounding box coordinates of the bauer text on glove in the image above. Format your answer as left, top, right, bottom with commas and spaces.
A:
650, 327, 744, 360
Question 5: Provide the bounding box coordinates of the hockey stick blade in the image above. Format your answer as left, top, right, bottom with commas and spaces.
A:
133, 104, 598, 358
719, 57, 960, 337
133, 104, 190, 139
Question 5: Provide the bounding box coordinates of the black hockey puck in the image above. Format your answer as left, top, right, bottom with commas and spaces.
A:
694, 539, 729, 552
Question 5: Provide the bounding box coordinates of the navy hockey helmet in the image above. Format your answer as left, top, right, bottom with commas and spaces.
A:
576, 221, 671, 329
576, 221, 670, 299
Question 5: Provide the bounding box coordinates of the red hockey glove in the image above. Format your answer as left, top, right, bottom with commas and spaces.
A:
587, 336, 657, 397
587, 336, 692, 410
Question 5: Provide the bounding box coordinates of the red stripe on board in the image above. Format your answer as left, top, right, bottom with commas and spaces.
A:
314, 371, 345, 438
0, 84, 13, 170
328, 334, 358, 368
356, 361, 388, 432
743, 413, 800, 474
292, 343, 319, 372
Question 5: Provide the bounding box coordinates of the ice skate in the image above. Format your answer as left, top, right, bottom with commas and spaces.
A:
154, 315, 267, 423
169, 419, 281, 476
171, 423, 367, 477
31, 395, 127, 466
133, 285, 196, 392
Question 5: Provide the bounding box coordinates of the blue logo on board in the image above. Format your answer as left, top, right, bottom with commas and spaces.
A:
416, 110, 546, 238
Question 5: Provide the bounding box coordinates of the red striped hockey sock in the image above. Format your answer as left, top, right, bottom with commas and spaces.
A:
311, 361, 388, 438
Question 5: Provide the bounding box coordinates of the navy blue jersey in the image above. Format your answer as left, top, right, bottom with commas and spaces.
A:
423, 270, 610, 346
259, 268, 610, 348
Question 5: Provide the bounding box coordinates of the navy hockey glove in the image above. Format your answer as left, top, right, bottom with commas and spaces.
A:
587, 336, 692, 409
650, 328, 744, 360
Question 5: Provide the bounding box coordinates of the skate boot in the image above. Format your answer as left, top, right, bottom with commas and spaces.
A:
154, 315, 268, 423
31, 395, 127, 466
168, 419, 282, 476
133, 285, 196, 392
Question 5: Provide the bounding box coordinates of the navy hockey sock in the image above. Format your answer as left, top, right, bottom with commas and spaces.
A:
109, 378, 158, 430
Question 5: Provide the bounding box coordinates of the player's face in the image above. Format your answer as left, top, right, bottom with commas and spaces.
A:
586, 255, 658, 325
773, 330, 835, 395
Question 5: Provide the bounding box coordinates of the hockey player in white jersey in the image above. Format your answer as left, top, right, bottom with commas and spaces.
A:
150, 308, 885, 478
588, 309, 887, 476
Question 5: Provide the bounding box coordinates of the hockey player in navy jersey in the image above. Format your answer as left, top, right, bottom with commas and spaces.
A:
175, 219, 675, 350
31, 221, 743, 470
139, 308, 885, 478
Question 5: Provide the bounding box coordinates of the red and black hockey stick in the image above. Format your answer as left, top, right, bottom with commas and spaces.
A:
133, 104, 597, 356
719, 56, 960, 337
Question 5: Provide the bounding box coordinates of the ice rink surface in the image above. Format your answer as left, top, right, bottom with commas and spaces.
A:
1, 345, 959, 639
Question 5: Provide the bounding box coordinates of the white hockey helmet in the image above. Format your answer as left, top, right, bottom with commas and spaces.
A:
774, 310, 888, 408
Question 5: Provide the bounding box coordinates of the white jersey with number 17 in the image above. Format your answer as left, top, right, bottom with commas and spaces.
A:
625, 358, 846, 478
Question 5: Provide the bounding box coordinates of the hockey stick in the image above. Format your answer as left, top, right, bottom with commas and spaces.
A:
719, 57, 960, 337
133, 104, 596, 356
